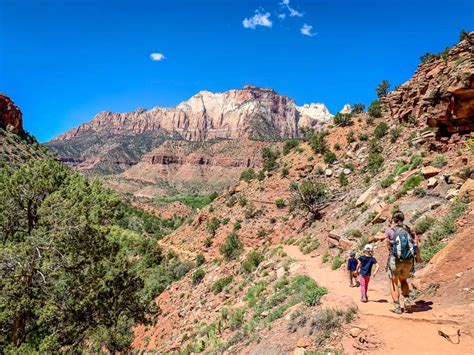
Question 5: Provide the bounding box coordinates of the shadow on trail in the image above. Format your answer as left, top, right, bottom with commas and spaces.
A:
408, 300, 433, 313
370, 299, 389, 303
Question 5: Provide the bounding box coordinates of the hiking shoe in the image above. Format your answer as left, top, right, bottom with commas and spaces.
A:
391, 306, 403, 314
361, 295, 368, 303
404, 297, 412, 313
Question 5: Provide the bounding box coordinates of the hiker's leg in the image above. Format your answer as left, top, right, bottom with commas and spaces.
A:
359, 275, 366, 297
399, 277, 409, 297
364, 276, 370, 296
390, 276, 400, 302
349, 270, 353, 286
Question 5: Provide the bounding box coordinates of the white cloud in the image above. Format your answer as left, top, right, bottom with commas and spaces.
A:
242, 10, 272, 29
278, 13, 286, 19
300, 23, 316, 36
280, 0, 303, 17
150, 53, 166, 61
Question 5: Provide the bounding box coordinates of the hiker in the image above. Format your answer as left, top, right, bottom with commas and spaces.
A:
347, 250, 359, 287
386, 211, 421, 314
356, 244, 379, 302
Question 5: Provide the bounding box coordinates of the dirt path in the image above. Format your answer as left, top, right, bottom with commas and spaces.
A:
283, 245, 474, 355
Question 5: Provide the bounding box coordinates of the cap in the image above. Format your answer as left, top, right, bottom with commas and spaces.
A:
364, 244, 373, 252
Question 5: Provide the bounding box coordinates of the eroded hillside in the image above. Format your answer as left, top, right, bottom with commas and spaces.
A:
132, 33, 474, 354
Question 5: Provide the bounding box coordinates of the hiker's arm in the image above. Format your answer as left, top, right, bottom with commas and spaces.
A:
373, 263, 380, 277
408, 225, 422, 262
414, 232, 422, 262
356, 260, 361, 273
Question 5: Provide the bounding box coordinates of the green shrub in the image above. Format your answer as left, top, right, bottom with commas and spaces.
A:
192, 268, 206, 285
281, 166, 289, 178
346, 130, 356, 143
204, 237, 213, 247
226, 195, 237, 207
413, 187, 426, 197
421, 198, 468, 261
242, 250, 264, 273
334, 112, 353, 127
359, 133, 369, 141
431, 154, 447, 168
229, 308, 245, 330
401, 175, 424, 195
389, 126, 402, 143
381, 174, 395, 188
414, 216, 435, 235
299, 236, 320, 254
374, 122, 389, 139
196, 253, 206, 266
352, 103, 365, 114
283, 139, 300, 155
339, 172, 348, 187
233, 220, 241, 231
331, 256, 344, 270
211, 276, 233, 294
292, 275, 327, 306
220, 232, 243, 261
368, 99, 382, 118
376, 79, 390, 98
262, 147, 280, 171
206, 216, 221, 236
240, 168, 256, 182
275, 198, 286, 208
309, 307, 357, 342
324, 151, 337, 164
410, 155, 423, 169
367, 152, 384, 174
334, 143, 341, 150
322, 252, 329, 263
309, 132, 328, 154
257, 169, 265, 181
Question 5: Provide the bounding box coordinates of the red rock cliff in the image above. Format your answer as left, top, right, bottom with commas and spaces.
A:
385, 32, 474, 134
0, 94, 23, 134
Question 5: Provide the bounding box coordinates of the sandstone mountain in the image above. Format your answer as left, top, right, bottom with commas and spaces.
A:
51, 86, 332, 143
46, 86, 333, 196
385, 32, 474, 134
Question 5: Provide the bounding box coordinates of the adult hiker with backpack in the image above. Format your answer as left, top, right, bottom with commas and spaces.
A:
386, 211, 421, 314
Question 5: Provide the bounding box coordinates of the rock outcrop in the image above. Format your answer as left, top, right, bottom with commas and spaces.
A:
0, 94, 23, 133
52, 86, 333, 142
385, 32, 474, 134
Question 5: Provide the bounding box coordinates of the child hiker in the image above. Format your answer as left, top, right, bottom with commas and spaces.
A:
347, 250, 359, 287
356, 244, 379, 302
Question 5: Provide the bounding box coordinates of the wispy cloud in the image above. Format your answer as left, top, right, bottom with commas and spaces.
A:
300, 23, 316, 36
150, 53, 166, 61
281, 0, 303, 17
278, 13, 286, 20
243, 10, 273, 29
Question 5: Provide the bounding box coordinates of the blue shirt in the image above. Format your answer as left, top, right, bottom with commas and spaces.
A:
347, 257, 357, 271
358, 255, 377, 276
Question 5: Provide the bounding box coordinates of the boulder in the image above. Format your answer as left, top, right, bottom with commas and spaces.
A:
356, 186, 376, 207
296, 336, 313, 348
339, 238, 357, 250
349, 327, 362, 338
421, 166, 441, 178
446, 188, 459, 200
427, 177, 438, 189
459, 179, 474, 199
325, 169, 333, 177
343, 168, 352, 175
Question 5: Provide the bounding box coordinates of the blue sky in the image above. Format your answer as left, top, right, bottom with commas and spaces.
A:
0, 0, 472, 142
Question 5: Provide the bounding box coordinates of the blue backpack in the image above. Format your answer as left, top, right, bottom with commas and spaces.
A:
390, 226, 415, 260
